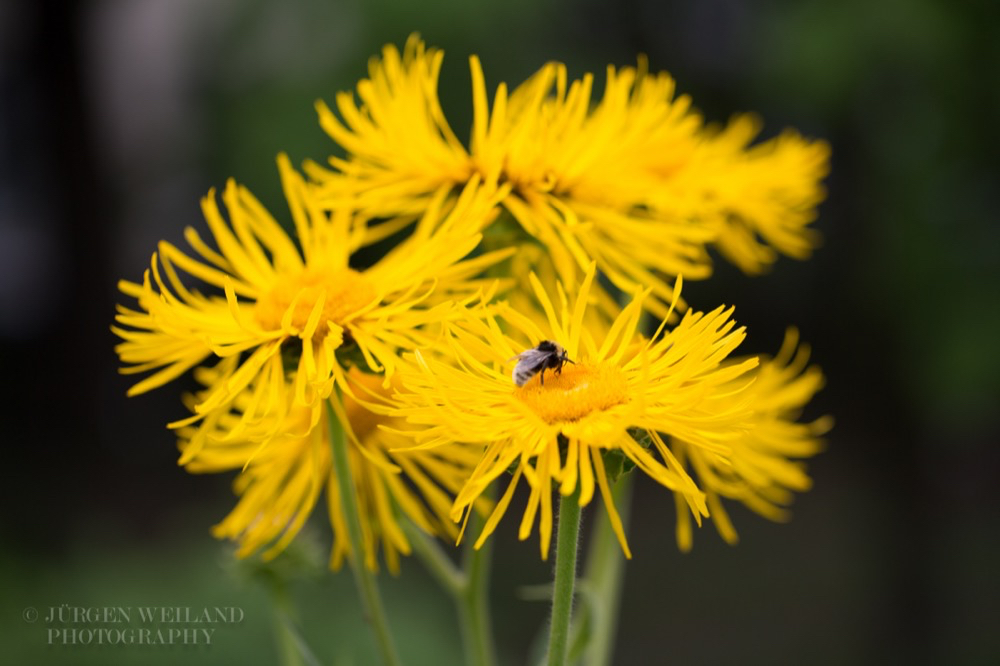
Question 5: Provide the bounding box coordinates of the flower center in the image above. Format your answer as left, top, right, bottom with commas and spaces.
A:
514, 362, 629, 424
254, 268, 377, 337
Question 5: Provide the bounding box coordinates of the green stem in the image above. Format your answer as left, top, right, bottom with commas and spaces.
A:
402, 503, 497, 666
401, 520, 465, 596
268, 576, 305, 666
581, 474, 632, 666
274, 605, 322, 666
326, 399, 402, 666
547, 486, 583, 666
459, 511, 497, 666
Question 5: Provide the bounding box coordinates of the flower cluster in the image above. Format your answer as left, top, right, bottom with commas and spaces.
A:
307, 34, 829, 316
114, 34, 830, 569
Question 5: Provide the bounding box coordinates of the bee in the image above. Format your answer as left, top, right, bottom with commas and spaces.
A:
510, 340, 575, 387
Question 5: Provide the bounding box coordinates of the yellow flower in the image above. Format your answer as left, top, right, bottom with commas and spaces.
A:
312, 35, 472, 219
179, 367, 484, 572
307, 35, 829, 317
687, 116, 831, 275
392, 263, 760, 559
113, 154, 508, 438
671, 328, 832, 551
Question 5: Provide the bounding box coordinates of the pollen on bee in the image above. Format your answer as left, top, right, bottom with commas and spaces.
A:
514, 362, 629, 424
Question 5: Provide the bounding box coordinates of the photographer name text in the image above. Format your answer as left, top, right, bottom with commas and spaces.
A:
23, 605, 245, 647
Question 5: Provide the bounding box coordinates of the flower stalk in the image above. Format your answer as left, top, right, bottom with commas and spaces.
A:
580, 474, 633, 666
326, 399, 402, 666
403, 507, 497, 666
547, 485, 583, 666
459, 510, 497, 666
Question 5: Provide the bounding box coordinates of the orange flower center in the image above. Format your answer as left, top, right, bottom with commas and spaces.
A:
514, 362, 629, 424
254, 268, 377, 338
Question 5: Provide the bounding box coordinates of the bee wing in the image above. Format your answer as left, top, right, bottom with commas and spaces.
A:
510, 348, 548, 367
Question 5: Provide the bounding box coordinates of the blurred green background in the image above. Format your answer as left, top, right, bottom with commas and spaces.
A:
2, 0, 998, 663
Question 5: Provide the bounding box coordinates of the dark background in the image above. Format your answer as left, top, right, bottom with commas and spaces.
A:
2, 0, 998, 664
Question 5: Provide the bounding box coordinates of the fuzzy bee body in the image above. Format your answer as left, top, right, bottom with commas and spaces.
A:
510, 340, 574, 387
